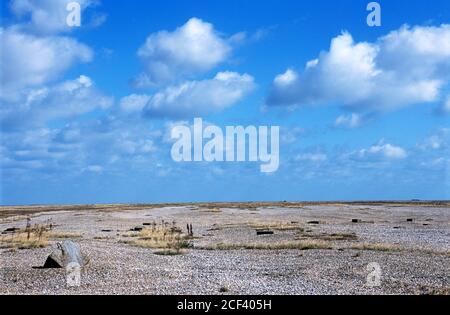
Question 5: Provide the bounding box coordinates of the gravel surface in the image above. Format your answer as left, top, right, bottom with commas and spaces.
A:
0, 203, 449, 295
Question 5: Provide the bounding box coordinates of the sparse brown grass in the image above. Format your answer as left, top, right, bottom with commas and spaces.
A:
121, 232, 139, 238
47, 231, 83, 239
93, 236, 113, 240
416, 286, 450, 295
0, 225, 49, 249
122, 223, 192, 254
321, 233, 358, 241
0, 225, 83, 249
210, 221, 304, 232
297, 232, 358, 241
197, 240, 333, 251
351, 242, 403, 252
196, 207, 222, 213
0, 233, 48, 249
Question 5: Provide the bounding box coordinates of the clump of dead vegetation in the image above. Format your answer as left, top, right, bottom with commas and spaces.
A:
194, 207, 223, 214
0, 218, 82, 250
350, 242, 403, 252
93, 236, 114, 240
0, 224, 49, 249
121, 220, 193, 255
415, 286, 450, 295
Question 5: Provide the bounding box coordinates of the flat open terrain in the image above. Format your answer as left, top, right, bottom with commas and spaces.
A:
1, 202, 449, 295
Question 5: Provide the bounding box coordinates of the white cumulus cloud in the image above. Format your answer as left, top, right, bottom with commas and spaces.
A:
0, 27, 93, 101
418, 128, 449, 150
360, 140, 408, 159
120, 94, 151, 113
1, 76, 113, 130
135, 18, 233, 86
267, 25, 450, 115
129, 72, 255, 118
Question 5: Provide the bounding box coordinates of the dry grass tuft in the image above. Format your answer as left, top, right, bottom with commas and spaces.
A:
197, 207, 222, 213
47, 231, 83, 239
93, 236, 114, 240
351, 242, 403, 252
0, 223, 82, 249
122, 222, 192, 254
416, 286, 450, 295
297, 232, 358, 241
324, 233, 358, 241
0, 225, 49, 249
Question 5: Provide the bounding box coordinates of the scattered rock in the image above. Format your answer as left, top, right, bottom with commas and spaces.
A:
352, 219, 362, 223
307, 221, 320, 225
2, 227, 20, 234
407, 218, 414, 222
130, 226, 143, 232
219, 286, 230, 293
256, 229, 274, 236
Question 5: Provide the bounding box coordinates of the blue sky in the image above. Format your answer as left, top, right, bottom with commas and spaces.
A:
1, 0, 449, 205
